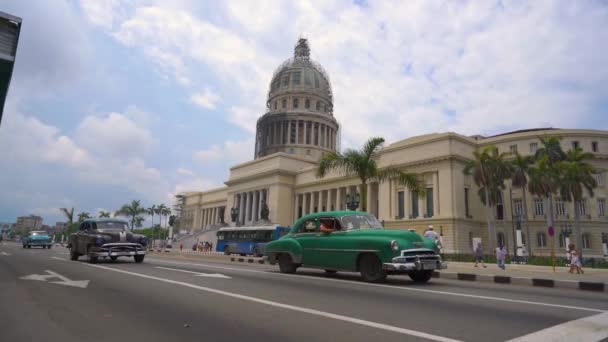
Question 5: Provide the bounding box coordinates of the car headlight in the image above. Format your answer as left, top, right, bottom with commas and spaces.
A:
139, 236, 148, 246
95, 237, 105, 246
390, 240, 400, 251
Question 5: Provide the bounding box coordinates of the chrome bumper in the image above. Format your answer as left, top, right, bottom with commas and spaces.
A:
383, 261, 447, 272
92, 243, 146, 257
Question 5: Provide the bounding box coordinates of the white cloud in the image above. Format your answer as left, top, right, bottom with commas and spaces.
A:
80, 0, 130, 29
194, 139, 252, 164
190, 89, 220, 110
76, 111, 155, 158
177, 168, 195, 176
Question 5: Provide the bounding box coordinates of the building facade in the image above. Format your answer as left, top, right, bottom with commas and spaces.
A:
181, 39, 608, 257
0, 11, 22, 124
15, 215, 43, 231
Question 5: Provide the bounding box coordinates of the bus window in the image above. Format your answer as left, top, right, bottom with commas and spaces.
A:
217, 232, 224, 240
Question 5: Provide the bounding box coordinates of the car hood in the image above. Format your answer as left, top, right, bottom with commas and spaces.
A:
340, 229, 438, 251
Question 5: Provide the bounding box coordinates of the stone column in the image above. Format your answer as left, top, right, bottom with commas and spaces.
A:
303, 120, 308, 145
287, 120, 292, 144
336, 187, 342, 211
295, 120, 300, 145
317, 191, 322, 213
252, 190, 259, 222
258, 190, 264, 218
295, 193, 301, 220
325, 189, 331, 211
324, 125, 329, 148
367, 183, 374, 215
247, 192, 253, 223
213, 207, 218, 224
433, 171, 440, 217
239, 192, 246, 224
305, 193, 311, 214
280, 121, 284, 144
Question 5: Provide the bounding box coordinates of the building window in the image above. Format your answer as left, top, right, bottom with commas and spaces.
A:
497, 232, 506, 247
282, 73, 290, 87
292, 71, 301, 85
305, 99, 310, 109
596, 173, 604, 186
426, 187, 434, 217
530, 142, 538, 154
555, 198, 566, 217
534, 199, 544, 216
282, 99, 287, 108
537, 232, 547, 248
397, 191, 405, 219
510, 145, 518, 154
274, 101, 277, 110
599, 199, 606, 217
464, 188, 470, 217
513, 199, 523, 216
592, 141, 599, 152
293, 98, 299, 109
411, 192, 419, 218
576, 199, 587, 216
316, 101, 321, 111
572, 141, 580, 150
304, 70, 312, 85
582, 233, 591, 249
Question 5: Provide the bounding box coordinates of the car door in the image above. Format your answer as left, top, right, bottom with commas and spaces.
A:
315, 217, 353, 270
292, 218, 323, 266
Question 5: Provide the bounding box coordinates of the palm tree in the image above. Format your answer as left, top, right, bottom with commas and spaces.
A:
98, 211, 111, 218
511, 152, 535, 255
59, 207, 75, 226
115, 200, 146, 230
463, 145, 512, 250
77, 212, 91, 223
155, 204, 168, 227
558, 148, 597, 250
147, 205, 157, 229
317, 137, 422, 212
162, 207, 171, 228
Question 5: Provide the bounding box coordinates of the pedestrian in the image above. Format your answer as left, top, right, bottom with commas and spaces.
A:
568, 244, 584, 274
474, 242, 487, 268
496, 244, 507, 270
424, 225, 439, 240
180, 243, 183, 252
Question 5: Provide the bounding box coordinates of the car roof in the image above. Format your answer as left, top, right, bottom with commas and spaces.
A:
30, 231, 47, 234
295, 210, 370, 224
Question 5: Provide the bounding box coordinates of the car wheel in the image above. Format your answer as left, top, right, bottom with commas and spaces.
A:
278, 254, 297, 274
134, 255, 145, 263
47, 245, 52, 249
22, 244, 26, 249
359, 254, 387, 283
69, 250, 80, 261
27, 245, 31, 249
223, 247, 230, 255
324, 270, 338, 276
110, 256, 118, 261
408, 271, 433, 283
253, 248, 260, 257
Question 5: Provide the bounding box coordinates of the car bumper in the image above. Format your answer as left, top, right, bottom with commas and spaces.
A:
26, 241, 51, 245
383, 260, 447, 273
91, 243, 146, 257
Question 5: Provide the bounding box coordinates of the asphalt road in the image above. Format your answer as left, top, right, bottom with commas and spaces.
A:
1, 241, 607, 342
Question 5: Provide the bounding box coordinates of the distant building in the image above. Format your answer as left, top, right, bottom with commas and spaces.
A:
0, 222, 11, 232
15, 215, 43, 231
0, 11, 22, 124
53, 222, 67, 234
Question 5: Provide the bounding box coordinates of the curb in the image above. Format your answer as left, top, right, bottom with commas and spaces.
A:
231, 257, 266, 265
433, 271, 606, 292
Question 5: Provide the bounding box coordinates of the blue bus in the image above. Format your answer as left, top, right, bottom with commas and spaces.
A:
216, 225, 290, 257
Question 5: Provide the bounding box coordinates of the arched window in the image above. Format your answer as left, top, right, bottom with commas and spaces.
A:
316, 101, 321, 111
293, 98, 299, 109
305, 99, 310, 109
282, 99, 287, 109
582, 233, 591, 249
537, 232, 547, 248
497, 232, 506, 248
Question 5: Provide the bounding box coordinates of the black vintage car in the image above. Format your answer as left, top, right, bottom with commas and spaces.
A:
68, 219, 147, 263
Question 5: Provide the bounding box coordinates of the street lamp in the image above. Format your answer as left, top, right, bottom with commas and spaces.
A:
230, 207, 239, 226
345, 192, 360, 211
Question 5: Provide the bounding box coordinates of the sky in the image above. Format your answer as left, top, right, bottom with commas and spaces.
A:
0, 0, 607, 225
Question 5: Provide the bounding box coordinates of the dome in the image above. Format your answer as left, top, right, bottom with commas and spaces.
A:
266, 38, 333, 115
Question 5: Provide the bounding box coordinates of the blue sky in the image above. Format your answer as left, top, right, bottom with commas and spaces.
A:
1, 0, 607, 225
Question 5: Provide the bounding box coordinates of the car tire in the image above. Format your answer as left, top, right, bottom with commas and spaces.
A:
223, 247, 230, 255
86, 246, 98, 264
408, 271, 433, 283
110, 256, 118, 261
359, 254, 387, 283
253, 248, 261, 257
27, 245, 31, 249
69, 250, 80, 261
278, 254, 297, 274
134, 255, 145, 263
47, 245, 52, 249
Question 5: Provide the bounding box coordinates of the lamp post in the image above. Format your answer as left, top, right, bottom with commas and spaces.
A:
230, 207, 239, 226
345, 192, 360, 211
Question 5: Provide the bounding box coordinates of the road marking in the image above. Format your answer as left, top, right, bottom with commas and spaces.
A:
156, 266, 231, 278
0, 251, 11, 256
507, 311, 608, 342
85, 262, 460, 342
147, 258, 606, 313
20, 270, 89, 288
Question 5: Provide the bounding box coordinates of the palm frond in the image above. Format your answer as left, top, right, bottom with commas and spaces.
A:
361, 137, 385, 159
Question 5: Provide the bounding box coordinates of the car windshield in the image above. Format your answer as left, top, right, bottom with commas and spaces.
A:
340, 214, 383, 231
30, 231, 47, 236
96, 221, 129, 231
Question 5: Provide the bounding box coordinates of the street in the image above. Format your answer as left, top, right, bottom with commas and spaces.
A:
1, 242, 607, 342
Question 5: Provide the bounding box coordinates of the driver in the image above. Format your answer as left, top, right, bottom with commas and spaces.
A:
320, 219, 336, 233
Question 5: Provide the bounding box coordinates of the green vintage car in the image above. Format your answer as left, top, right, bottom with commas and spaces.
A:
265, 211, 446, 283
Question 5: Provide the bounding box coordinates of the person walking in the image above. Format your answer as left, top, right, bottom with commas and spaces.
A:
496, 244, 507, 270
568, 244, 584, 274
424, 225, 439, 240
474, 242, 487, 268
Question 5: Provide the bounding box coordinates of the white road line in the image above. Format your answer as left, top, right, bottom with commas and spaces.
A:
155, 266, 231, 278
507, 311, 608, 342
84, 262, 460, 342
147, 258, 606, 314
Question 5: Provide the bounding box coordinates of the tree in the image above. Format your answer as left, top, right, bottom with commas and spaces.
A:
155, 204, 168, 228
77, 212, 91, 223
115, 200, 146, 230
162, 207, 171, 228
98, 211, 111, 218
147, 205, 157, 230
59, 207, 75, 226
463, 145, 512, 250
558, 148, 597, 250
511, 152, 535, 255
317, 137, 422, 212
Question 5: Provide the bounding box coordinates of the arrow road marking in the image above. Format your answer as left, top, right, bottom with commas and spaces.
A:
156, 266, 231, 279
0, 251, 11, 256
20, 270, 89, 288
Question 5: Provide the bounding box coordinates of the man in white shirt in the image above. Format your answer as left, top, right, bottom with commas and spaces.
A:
423, 225, 439, 240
